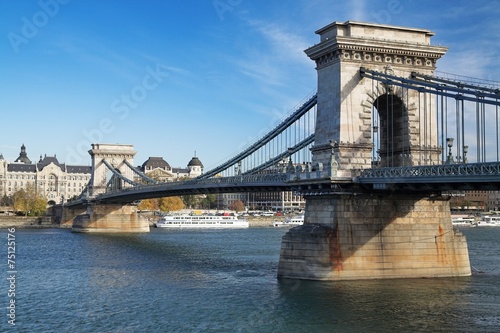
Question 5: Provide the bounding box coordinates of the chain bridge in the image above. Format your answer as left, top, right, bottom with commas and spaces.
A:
63, 21, 500, 281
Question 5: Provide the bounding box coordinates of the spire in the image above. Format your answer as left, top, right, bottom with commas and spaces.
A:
15, 144, 31, 164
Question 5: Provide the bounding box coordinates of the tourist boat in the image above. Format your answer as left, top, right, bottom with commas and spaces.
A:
154, 215, 249, 228
273, 215, 304, 227
451, 217, 476, 227
477, 216, 500, 227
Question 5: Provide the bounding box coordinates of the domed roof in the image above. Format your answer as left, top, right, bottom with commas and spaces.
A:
188, 156, 203, 167
14, 144, 31, 164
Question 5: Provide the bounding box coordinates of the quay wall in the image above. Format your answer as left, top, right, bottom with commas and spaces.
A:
0, 216, 56, 228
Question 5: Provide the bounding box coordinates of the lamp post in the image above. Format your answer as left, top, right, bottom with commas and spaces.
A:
446, 138, 454, 164
463, 145, 468, 164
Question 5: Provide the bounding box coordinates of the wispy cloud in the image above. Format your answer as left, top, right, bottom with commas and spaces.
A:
228, 19, 313, 88
246, 19, 311, 65
349, 0, 368, 21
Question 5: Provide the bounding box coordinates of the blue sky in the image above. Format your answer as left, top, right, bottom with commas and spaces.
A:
1, 0, 499, 169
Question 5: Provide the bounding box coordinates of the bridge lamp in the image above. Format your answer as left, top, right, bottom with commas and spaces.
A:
446, 138, 454, 164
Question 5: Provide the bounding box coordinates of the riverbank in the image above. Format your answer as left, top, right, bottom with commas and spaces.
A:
0, 216, 56, 228
0, 215, 284, 229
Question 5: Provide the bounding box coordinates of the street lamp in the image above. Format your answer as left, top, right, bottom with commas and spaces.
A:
463, 145, 468, 163
446, 138, 454, 164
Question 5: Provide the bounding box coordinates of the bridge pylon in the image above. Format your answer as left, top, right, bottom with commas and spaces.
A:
278, 21, 471, 280
66, 143, 149, 233
89, 143, 137, 196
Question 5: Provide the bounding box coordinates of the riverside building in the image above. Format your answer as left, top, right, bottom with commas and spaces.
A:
0, 144, 91, 204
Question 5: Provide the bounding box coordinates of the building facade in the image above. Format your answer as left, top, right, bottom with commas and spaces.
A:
138, 156, 203, 181
1, 144, 305, 211
0, 145, 92, 203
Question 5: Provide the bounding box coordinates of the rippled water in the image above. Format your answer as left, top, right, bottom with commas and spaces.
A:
2, 226, 499, 332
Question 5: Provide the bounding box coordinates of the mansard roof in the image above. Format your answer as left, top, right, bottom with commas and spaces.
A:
66, 165, 91, 174
141, 157, 170, 170
172, 167, 189, 174
8, 163, 37, 172
37, 155, 62, 169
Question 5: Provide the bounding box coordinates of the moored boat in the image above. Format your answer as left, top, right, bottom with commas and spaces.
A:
477, 216, 500, 227
451, 217, 476, 227
154, 214, 249, 228
273, 215, 304, 227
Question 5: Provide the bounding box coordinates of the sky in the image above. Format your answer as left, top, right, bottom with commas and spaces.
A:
0, 0, 499, 170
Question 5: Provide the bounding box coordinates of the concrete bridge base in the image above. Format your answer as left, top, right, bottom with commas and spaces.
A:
277, 194, 471, 280
72, 203, 149, 233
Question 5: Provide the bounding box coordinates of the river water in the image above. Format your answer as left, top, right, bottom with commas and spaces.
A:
2, 226, 499, 332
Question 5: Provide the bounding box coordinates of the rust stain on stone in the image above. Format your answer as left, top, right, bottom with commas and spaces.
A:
435, 225, 447, 265
328, 228, 344, 271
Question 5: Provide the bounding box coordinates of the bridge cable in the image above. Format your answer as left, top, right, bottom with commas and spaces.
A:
198, 93, 317, 179
100, 159, 142, 190
122, 159, 159, 185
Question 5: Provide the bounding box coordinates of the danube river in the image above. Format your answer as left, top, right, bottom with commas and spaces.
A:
2, 226, 499, 332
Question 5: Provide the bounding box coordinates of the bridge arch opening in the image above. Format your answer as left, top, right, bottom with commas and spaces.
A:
106, 168, 123, 192
371, 92, 410, 168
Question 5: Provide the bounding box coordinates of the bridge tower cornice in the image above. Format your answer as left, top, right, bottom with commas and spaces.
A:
305, 21, 447, 72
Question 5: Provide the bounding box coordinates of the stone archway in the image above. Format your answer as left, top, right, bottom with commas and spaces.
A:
306, 21, 447, 173
88, 144, 137, 196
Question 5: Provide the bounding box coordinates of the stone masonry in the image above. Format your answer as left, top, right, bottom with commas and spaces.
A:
278, 21, 470, 280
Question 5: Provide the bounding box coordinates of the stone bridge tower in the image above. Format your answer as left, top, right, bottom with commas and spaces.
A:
88, 143, 137, 196
64, 143, 148, 233
306, 21, 447, 171
278, 21, 470, 281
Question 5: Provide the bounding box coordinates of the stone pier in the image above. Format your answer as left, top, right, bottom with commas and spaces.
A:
71, 203, 149, 233
277, 194, 470, 280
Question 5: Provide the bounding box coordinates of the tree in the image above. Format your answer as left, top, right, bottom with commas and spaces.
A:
200, 194, 217, 209
138, 198, 159, 211
182, 195, 198, 209
229, 200, 245, 212
0, 194, 12, 206
11, 184, 47, 216
159, 197, 184, 212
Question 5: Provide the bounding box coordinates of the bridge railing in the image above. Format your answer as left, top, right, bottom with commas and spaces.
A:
358, 162, 500, 181
101, 172, 292, 194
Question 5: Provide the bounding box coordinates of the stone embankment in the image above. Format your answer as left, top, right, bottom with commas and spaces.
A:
0, 216, 56, 228
0, 215, 285, 229
246, 216, 284, 227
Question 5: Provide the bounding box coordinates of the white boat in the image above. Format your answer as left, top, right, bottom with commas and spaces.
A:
273, 215, 304, 227
477, 216, 500, 227
451, 217, 476, 227
154, 215, 249, 228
